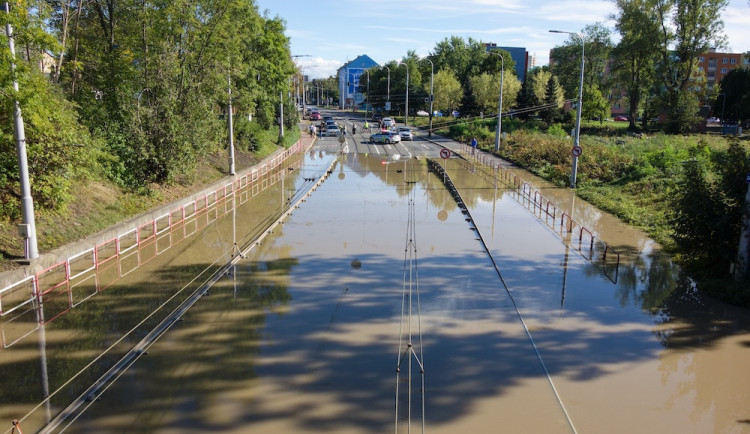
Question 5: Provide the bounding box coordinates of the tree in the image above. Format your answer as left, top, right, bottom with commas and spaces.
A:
433, 69, 463, 114
582, 84, 610, 122
469, 71, 521, 114
543, 75, 565, 123
611, 0, 661, 129
550, 23, 613, 101
716, 68, 750, 124
653, 0, 729, 133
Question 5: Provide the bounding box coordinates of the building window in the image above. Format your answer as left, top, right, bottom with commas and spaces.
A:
708, 59, 717, 67
721, 67, 727, 73
730, 58, 736, 64
699, 66, 704, 72
722, 58, 728, 63
699, 56, 705, 62
746, 58, 750, 65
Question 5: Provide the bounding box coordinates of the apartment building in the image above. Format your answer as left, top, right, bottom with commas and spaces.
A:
697, 49, 744, 89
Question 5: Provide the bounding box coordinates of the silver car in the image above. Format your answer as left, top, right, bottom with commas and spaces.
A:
397, 127, 413, 140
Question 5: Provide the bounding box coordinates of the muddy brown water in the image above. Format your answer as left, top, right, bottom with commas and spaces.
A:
2, 145, 750, 433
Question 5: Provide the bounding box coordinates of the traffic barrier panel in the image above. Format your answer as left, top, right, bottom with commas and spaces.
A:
118, 228, 138, 255
95, 238, 118, 270
69, 248, 96, 279
0, 276, 36, 317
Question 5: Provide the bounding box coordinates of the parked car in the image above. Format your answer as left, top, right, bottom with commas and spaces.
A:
397, 126, 413, 141
451, 110, 460, 117
382, 117, 395, 128
614, 115, 628, 121
706, 117, 720, 124
416, 110, 429, 117
369, 131, 401, 144
309, 111, 321, 120
433, 111, 443, 117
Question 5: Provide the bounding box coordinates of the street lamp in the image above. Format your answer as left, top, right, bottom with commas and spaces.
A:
489, 51, 504, 151
550, 29, 585, 188
381, 65, 390, 113
398, 61, 409, 126
422, 58, 434, 137
717, 92, 726, 128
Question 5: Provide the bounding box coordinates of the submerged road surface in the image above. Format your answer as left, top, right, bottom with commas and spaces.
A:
2, 125, 750, 433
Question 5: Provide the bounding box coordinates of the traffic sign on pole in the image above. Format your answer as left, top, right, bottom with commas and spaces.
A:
440, 148, 451, 159
572, 146, 582, 157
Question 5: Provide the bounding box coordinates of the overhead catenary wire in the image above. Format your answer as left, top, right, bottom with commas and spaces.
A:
28, 158, 337, 434
427, 159, 578, 434
395, 182, 425, 434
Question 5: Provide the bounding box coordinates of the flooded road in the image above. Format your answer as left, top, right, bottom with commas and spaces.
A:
2, 133, 750, 433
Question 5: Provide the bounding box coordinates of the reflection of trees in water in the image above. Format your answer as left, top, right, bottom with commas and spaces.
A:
71, 257, 298, 431
612, 250, 680, 312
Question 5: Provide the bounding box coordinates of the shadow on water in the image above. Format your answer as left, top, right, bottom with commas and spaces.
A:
3, 152, 750, 433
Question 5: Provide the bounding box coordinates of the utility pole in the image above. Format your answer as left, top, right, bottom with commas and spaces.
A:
279, 91, 284, 140
5, 2, 38, 260
227, 73, 235, 175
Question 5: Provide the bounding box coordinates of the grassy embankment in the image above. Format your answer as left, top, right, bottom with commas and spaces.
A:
0, 126, 300, 273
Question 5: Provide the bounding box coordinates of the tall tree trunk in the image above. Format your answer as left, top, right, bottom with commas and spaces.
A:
70, 0, 83, 94
55, 0, 73, 83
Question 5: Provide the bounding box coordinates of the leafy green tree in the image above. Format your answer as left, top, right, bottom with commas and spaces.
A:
543, 75, 564, 123
550, 23, 613, 101
611, 0, 661, 129
672, 142, 748, 278
653, 0, 728, 133
469, 71, 521, 114
715, 68, 750, 123
433, 69, 463, 115
582, 84, 610, 122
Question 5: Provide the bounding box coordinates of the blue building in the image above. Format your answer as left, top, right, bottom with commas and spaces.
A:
484, 44, 529, 83
337, 55, 379, 110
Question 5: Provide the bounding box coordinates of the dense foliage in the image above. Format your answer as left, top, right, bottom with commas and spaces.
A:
1, 0, 297, 222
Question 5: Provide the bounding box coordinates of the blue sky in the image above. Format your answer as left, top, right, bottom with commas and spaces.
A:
254, 0, 750, 79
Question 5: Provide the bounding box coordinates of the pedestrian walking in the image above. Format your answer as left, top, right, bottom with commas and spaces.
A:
352, 124, 357, 135
470, 136, 478, 154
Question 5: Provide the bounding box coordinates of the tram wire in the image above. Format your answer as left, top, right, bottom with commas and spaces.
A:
428, 159, 579, 434
394, 183, 426, 434
30, 159, 337, 433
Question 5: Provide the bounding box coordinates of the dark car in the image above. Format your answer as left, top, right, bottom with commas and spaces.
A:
372, 114, 383, 123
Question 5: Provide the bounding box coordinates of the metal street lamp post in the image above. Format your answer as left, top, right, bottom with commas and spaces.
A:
489, 51, 504, 152
398, 62, 409, 126
5, 2, 38, 259
550, 29, 585, 188
423, 58, 434, 137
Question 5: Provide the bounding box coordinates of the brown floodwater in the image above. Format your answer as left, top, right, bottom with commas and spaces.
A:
2, 142, 749, 434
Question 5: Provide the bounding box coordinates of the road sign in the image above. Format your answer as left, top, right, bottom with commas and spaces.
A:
440, 148, 451, 159
572, 146, 582, 157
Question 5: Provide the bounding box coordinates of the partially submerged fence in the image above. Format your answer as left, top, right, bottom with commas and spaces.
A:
451, 145, 620, 283
1, 139, 311, 351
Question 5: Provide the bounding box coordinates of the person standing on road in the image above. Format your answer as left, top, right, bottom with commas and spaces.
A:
352, 124, 357, 135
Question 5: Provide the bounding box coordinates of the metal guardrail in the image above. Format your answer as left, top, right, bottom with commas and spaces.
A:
447, 145, 620, 283
0, 139, 311, 351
